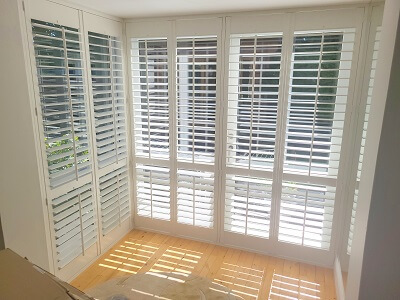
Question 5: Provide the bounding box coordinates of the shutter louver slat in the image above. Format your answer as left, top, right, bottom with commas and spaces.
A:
32, 19, 92, 188
99, 165, 130, 235
51, 182, 97, 269
347, 27, 381, 255
89, 32, 127, 168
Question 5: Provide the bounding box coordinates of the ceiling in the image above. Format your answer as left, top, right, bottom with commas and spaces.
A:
65, 0, 371, 19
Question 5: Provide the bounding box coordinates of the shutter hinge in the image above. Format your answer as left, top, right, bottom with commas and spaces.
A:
35, 107, 38, 116
22, 1, 25, 12
45, 197, 48, 206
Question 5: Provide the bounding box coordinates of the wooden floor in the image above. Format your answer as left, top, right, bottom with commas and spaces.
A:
71, 230, 336, 299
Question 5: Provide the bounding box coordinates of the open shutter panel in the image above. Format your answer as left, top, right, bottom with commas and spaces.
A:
51, 182, 97, 269
348, 26, 381, 255
177, 169, 214, 228
278, 29, 355, 250
99, 165, 130, 235
32, 20, 91, 188
227, 33, 282, 171
89, 32, 127, 168
176, 36, 217, 164
131, 38, 169, 159
136, 164, 171, 220
225, 175, 272, 238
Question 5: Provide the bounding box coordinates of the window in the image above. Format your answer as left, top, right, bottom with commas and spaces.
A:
88, 32, 127, 168
131, 38, 171, 220
176, 36, 218, 228
226, 34, 282, 171
278, 29, 355, 249
32, 20, 91, 188
129, 15, 360, 257
176, 36, 217, 164
132, 38, 169, 160
224, 33, 283, 238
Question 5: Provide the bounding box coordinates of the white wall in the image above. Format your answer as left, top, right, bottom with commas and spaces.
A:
0, 0, 53, 271
346, 0, 400, 298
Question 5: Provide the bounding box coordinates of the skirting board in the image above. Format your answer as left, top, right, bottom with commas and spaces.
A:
334, 256, 345, 300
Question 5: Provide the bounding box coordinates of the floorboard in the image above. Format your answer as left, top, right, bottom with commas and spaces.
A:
71, 230, 336, 299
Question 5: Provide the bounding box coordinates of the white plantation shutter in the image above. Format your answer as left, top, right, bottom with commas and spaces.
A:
32, 20, 91, 188
225, 175, 272, 238
279, 182, 335, 249
224, 33, 283, 239
89, 32, 127, 168
51, 182, 97, 268
227, 34, 282, 170
177, 169, 214, 228
176, 36, 217, 164
131, 38, 169, 159
99, 165, 130, 235
283, 30, 355, 177
175, 35, 218, 229
136, 164, 171, 220
278, 29, 356, 249
347, 26, 381, 254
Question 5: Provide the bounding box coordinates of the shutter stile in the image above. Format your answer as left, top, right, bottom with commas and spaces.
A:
32, 20, 92, 188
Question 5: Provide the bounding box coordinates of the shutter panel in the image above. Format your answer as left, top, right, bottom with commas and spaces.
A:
278, 181, 335, 250
89, 32, 127, 168
136, 164, 170, 220
99, 165, 130, 235
225, 175, 272, 238
131, 38, 169, 159
51, 182, 97, 269
284, 30, 355, 178
347, 26, 381, 255
32, 20, 91, 188
176, 36, 217, 164
177, 169, 214, 228
279, 29, 356, 250
224, 33, 282, 239
227, 33, 282, 171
